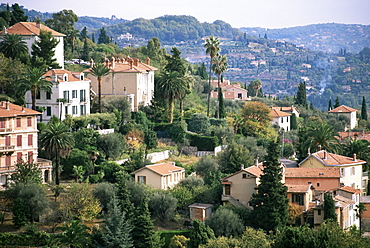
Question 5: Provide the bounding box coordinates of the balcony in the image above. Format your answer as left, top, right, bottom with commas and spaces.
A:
0, 128, 13, 133
0, 145, 15, 151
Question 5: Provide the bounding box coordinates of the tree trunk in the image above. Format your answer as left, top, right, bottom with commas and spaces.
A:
217, 74, 221, 118
98, 78, 102, 113
206, 57, 213, 117
169, 98, 174, 123
32, 88, 36, 111
55, 154, 60, 185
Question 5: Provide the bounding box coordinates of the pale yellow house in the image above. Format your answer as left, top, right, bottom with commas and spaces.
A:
85, 57, 157, 111
132, 162, 185, 190
299, 150, 366, 194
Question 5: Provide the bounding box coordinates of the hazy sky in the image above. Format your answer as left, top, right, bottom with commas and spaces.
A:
12, 0, 370, 28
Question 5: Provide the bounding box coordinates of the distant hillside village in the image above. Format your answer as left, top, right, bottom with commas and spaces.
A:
0, 4, 370, 247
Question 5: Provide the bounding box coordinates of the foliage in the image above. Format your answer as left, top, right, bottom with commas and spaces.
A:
187, 132, 219, 151
179, 176, 204, 188
248, 79, 263, 97
212, 54, 228, 118
195, 156, 219, 177
324, 192, 337, 221
90, 63, 111, 113
250, 139, 289, 231
97, 132, 125, 160
0, 34, 28, 61
58, 183, 101, 221
188, 113, 211, 135
217, 142, 253, 174
295, 82, 307, 106
149, 191, 178, 225
205, 207, 244, 237
10, 160, 42, 185
60, 148, 92, 176
240, 101, 273, 137
188, 219, 215, 248
361, 96, 367, 121
169, 235, 190, 248
45, 9, 78, 33
92, 182, 118, 212
54, 220, 91, 248
0, 231, 50, 247
31, 30, 60, 69
7, 183, 49, 226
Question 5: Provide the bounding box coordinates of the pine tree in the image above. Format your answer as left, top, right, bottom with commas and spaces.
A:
361, 96, 368, 121
328, 99, 333, 111
334, 97, 340, 108
250, 139, 289, 232
188, 219, 215, 248
101, 197, 133, 248
91, 33, 95, 43
324, 192, 337, 221
31, 30, 59, 69
295, 82, 307, 106
80, 27, 88, 40
81, 38, 89, 61
98, 27, 110, 44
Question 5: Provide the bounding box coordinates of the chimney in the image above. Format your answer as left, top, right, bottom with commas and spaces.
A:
6, 101, 10, 110
36, 21, 41, 29
323, 150, 327, 160
353, 153, 357, 162
129, 59, 133, 69
307, 148, 311, 156
172, 162, 176, 166
89, 58, 94, 68
3, 26, 7, 34
21, 105, 25, 113
146, 57, 151, 66
241, 164, 245, 170
124, 87, 127, 95
110, 57, 115, 69
133, 58, 139, 67
318, 145, 322, 151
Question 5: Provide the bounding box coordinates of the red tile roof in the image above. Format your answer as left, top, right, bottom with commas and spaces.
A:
221, 164, 263, 180
272, 106, 300, 114
336, 131, 370, 142
286, 184, 312, 193
0, 22, 65, 36
43, 69, 90, 82
0, 102, 40, 117
271, 108, 290, 118
84, 58, 157, 74
285, 167, 341, 178
339, 186, 361, 195
328, 105, 357, 113
334, 195, 355, 208
299, 150, 366, 167
132, 163, 184, 176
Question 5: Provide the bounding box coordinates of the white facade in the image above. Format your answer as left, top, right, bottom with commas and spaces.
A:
25, 69, 90, 123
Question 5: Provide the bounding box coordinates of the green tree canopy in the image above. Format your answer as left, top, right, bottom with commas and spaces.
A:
205, 207, 244, 237
0, 34, 28, 61
31, 30, 60, 69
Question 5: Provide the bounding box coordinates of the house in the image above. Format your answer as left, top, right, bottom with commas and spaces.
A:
0, 102, 52, 187
299, 150, 367, 194
337, 131, 370, 143
25, 69, 91, 123
285, 167, 341, 193
272, 106, 300, 117
328, 105, 357, 129
85, 57, 157, 111
312, 186, 360, 229
0, 22, 65, 69
211, 84, 249, 100
286, 183, 314, 212
271, 108, 291, 132
188, 203, 213, 222
132, 162, 185, 190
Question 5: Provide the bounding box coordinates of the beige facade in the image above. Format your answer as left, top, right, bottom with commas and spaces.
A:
188, 203, 213, 222
85, 58, 157, 111
0, 102, 52, 187
132, 163, 185, 190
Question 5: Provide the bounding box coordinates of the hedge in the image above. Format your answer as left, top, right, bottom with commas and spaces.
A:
0, 232, 51, 246
186, 133, 219, 151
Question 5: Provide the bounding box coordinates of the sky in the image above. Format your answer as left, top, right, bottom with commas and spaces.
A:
10, 0, 370, 29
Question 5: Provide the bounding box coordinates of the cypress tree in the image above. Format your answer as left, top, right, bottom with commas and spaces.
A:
324, 192, 337, 221
334, 97, 340, 108
250, 138, 289, 232
218, 87, 226, 119
328, 99, 333, 111
91, 33, 95, 43
295, 82, 307, 107
361, 96, 368, 121
290, 113, 297, 130
188, 219, 215, 248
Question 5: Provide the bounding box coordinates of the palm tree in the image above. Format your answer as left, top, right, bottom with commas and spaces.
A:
39, 121, 74, 185
212, 54, 228, 118
355, 203, 367, 233
342, 137, 370, 158
157, 71, 188, 123
90, 63, 110, 113
0, 34, 28, 60
204, 36, 220, 117
305, 123, 339, 153
18, 67, 52, 110
177, 74, 194, 118
66, 29, 80, 53
54, 220, 91, 248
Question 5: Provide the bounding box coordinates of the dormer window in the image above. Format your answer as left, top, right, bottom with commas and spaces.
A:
63, 74, 68, 81
80, 74, 84, 80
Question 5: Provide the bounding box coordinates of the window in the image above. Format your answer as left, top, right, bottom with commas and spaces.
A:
72, 106, 78, 115
5, 155, 11, 167
46, 106, 52, 116
80, 105, 86, 115
46, 91, 51, 99
63, 91, 69, 101
27, 117, 32, 127
36, 90, 40, 99
351, 167, 355, 176
28, 151, 33, 163
318, 209, 321, 215
281, 118, 284, 123
292, 194, 304, 205
5, 136, 11, 146
341, 168, 345, 176
242, 174, 247, 179
0, 118, 5, 128
138, 176, 146, 184
16, 118, 21, 127
17, 135, 22, 147
72, 90, 78, 98
17, 152, 22, 162
317, 183, 320, 187
80, 89, 86, 102
28, 134, 33, 146
238, 93, 242, 99
65, 106, 68, 115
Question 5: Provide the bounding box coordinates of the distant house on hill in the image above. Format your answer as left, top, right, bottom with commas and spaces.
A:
328, 105, 357, 129
0, 22, 65, 68
272, 106, 300, 117
271, 108, 291, 132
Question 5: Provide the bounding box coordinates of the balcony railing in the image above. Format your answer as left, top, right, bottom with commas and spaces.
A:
0, 145, 15, 151
0, 128, 13, 133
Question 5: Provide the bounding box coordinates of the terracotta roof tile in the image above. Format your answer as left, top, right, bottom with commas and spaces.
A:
84, 59, 157, 74
286, 184, 311, 193
132, 163, 184, 176
0, 22, 65, 36
272, 106, 300, 114
334, 195, 355, 208
43, 69, 90, 82
328, 105, 357, 113
300, 150, 366, 167
0, 102, 40, 117
271, 108, 290, 118
337, 131, 370, 142
221, 164, 263, 180
285, 167, 341, 178
339, 186, 361, 195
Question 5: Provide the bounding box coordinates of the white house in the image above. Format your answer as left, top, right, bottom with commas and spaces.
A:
25, 69, 91, 123
328, 105, 357, 130
271, 108, 291, 132
0, 22, 65, 69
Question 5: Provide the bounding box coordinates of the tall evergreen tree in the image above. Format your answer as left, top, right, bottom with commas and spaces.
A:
324, 192, 337, 221
9, 3, 28, 26
164, 47, 187, 76
188, 219, 215, 248
212, 54, 228, 118
31, 30, 59, 69
80, 27, 88, 40
295, 82, 307, 106
0, 4, 11, 27
81, 38, 90, 61
91, 33, 95, 43
361, 96, 368, 121
290, 113, 297, 130
328, 99, 333, 111
250, 139, 289, 231
98, 27, 110, 44
334, 96, 340, 108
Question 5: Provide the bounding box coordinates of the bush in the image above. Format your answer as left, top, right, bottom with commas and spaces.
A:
188, 113, 210, 135
158, 231, 191, 248
187, 133, 219, 151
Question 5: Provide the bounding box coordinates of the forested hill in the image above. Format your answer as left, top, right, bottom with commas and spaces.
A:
105, 15, 242, 42
240, 23, 370, 53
